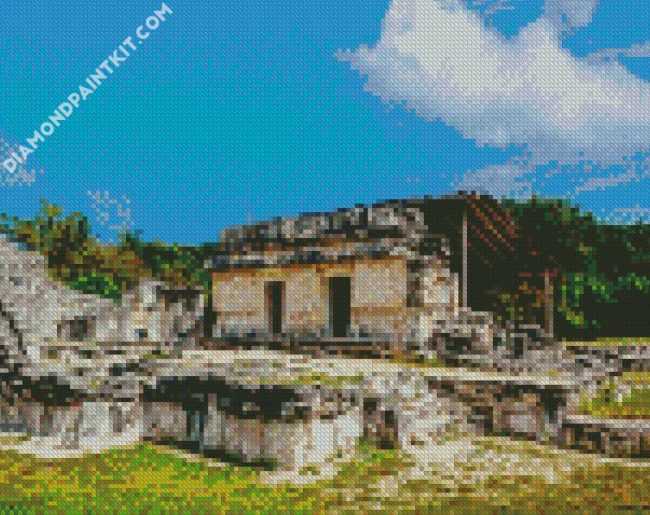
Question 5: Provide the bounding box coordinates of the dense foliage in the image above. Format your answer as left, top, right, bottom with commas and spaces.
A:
0, 200, 212, 300
497, 198, 650, 339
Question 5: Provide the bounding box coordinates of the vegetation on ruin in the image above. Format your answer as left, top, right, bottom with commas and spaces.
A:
257, 372, 364, 387
390, 352, 448, 369
0, 199, 213, 300
563, 337, 650, 347
579, 372, 650, 419
2, 196, 649, 339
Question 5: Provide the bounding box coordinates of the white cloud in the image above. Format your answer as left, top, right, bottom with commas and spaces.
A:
604, 205, 650, 224
88, 190, 135, 237
543, 0, 599, 34
467, 0, 516, 21
588, 41, 650, 62
0, 135, 41, 187
573, 152, 650, 193
455, 160, 533, 198
574, 168, 640, 193
339, 0, 650, 167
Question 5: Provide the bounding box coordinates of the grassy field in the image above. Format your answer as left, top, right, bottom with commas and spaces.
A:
0, 437, 649, 513
0, 441, 403, 513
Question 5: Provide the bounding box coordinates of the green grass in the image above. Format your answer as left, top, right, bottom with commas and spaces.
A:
401, 464, 650, 513
563, 337, 650, 347
257, 372, 364, 388
580, 373, 650, 419
390, 352, 448, 369
0, 441, 405, 513
1, 439, 649, 512
581, 387, 650, 419
395, 438, 650, 513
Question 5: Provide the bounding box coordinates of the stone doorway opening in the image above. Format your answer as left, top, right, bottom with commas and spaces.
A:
265, 281, 284, 335
182, 398, 206, 451
329, 276, 351, 338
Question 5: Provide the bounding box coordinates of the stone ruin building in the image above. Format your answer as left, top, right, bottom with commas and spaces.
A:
0, 196, 647, 469
208, 194, 557, 370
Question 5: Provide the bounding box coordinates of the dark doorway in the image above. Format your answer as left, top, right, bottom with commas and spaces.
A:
329, 277, 351, 337
41, 407, 55, 436
185, 407, 205, 448
265, 281, 284, 335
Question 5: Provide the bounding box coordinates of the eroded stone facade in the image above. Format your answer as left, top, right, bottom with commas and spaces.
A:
209, 200, 466, 355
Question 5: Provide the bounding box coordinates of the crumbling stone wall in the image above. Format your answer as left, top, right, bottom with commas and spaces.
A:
427, 376, 571, 442
0, 237, 203, 357
213, 256, 413, 341
0, 398, 142, 450
562, 415, 650, 458
142, 380, 363, 469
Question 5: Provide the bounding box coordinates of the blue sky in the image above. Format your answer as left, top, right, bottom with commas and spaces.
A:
1, 0, 649, 243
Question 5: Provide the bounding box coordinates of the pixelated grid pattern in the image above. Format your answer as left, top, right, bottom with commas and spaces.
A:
1, 0, 649, 512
